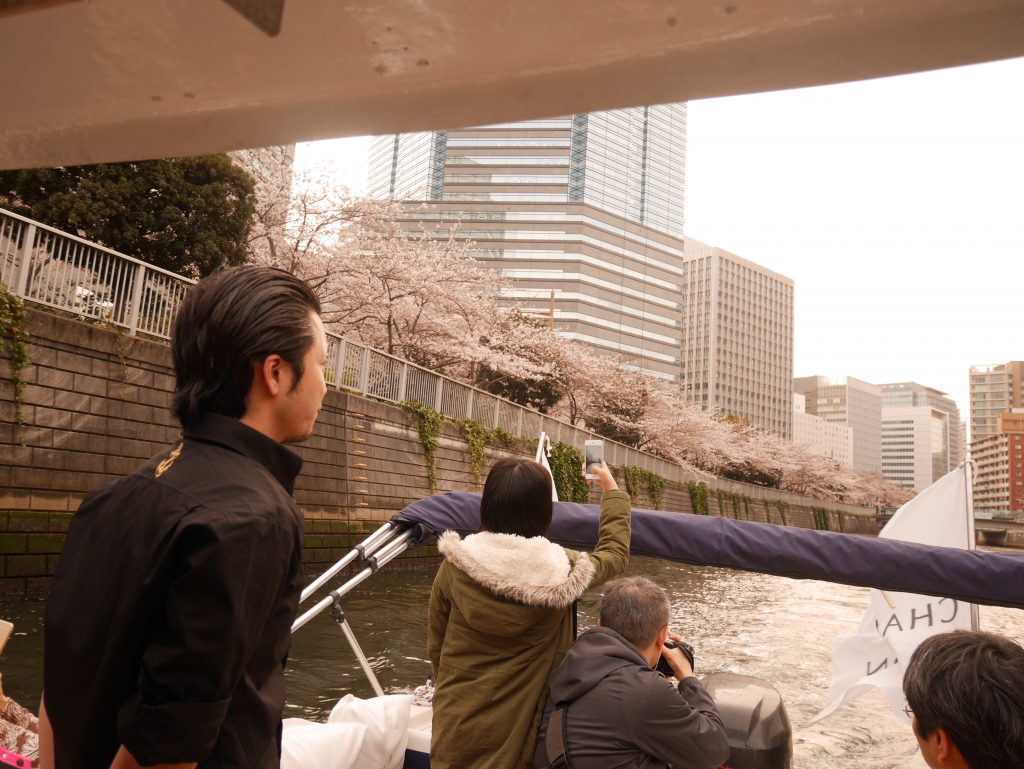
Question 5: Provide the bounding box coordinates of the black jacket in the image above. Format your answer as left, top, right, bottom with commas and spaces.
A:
45, 413, 305, 768
534, 627, 730, 769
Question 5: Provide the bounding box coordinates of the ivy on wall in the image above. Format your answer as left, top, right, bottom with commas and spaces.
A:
548, 442, 589, 503
94, 318, 132, 383
404, 402, 556, 493
621, 466, 666, 510
715, 489, 752, 520
401, 400, 443, 492
455, 418, 489, 489
687, 482, 710, 516
648, 472, 666, 511
489, 427, 522, 450
0, 287, 30, 432
812, 506, 831, 531
775, 500, 789, 526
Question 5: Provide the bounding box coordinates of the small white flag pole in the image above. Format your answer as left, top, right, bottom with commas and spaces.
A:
535, 432, 559, 502
811, 464, 975, 724
965, 459, 980, 631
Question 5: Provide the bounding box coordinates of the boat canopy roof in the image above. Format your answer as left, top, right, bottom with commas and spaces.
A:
393, 492, 1024, 610
3, 0, 1024, 169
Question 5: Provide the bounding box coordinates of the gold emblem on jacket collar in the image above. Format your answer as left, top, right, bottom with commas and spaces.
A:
155, 442, 183, 478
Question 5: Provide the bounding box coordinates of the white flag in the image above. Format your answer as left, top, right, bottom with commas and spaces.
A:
535, 432, 559, 502
811, 466, 974, 723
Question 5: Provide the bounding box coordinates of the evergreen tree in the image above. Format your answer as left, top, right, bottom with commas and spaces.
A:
0, 155, 255, 277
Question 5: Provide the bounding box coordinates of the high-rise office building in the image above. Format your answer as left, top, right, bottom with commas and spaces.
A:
367, 106, 688, 380
968, 361, 1024, 443
879, 381, 962, 491
680, 241, 794, 437
793, 393, 853, 465
794, 375, 881, 473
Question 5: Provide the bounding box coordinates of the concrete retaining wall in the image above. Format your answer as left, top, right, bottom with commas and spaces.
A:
0, 309, 880, 596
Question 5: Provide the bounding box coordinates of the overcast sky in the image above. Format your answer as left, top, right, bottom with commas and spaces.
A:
296, 56, 1024, 421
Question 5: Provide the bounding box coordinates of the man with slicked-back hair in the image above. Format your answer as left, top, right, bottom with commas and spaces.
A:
40, 266, 327, 769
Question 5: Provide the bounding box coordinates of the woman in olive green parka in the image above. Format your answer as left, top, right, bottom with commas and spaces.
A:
428, 458, 631, 769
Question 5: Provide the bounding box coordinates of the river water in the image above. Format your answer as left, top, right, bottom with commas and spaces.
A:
2, 555, 1022, 768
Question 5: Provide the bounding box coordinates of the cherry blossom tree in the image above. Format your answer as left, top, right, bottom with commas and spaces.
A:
244, 149, 912, 508
245, 151, 554, 380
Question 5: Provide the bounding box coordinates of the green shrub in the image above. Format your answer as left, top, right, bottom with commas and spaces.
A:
549, 442, 589, 503
621, 466, 666, 510
687, 482, 710, 516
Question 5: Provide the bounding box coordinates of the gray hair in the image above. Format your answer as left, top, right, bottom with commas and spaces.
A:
903, 630, 1024, 769
599, 576, 671, 649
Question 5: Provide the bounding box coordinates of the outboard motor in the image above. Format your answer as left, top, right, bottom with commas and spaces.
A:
702, 672, 792, 769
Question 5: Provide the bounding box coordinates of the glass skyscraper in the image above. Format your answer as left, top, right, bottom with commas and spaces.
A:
367, 105, 688, 380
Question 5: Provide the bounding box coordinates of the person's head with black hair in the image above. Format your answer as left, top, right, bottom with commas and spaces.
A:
903, 629, 1024, 769
171, 265, 326, 442
479, 458, 553, 538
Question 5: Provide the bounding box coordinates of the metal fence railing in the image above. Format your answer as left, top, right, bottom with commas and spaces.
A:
1, 207, 194, 337
0, 206, 710, 486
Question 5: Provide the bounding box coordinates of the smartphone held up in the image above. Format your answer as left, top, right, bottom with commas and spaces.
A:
584, 439, 604, 480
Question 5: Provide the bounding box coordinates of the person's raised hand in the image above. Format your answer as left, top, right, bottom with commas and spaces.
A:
583, 460, 618, 493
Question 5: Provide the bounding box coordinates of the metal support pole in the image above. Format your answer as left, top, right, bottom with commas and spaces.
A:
14, 223, 36, 297
292, 529, 415, 632
359, 348, 371, 395
330, 602, 385, 697
300, 521, 398, 603
965, 461, 981, 631
333, 338, 346, 391
398, 362, 408, 402
127, 263, 146, 336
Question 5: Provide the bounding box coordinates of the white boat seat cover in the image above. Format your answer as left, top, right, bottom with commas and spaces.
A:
282, 693, 412, 769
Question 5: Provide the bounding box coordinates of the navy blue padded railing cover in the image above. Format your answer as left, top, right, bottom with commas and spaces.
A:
393, 492, 1024, 610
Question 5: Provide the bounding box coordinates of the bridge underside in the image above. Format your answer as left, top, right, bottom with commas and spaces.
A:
2, 0, 1024, 168
977, 529, 1009, 547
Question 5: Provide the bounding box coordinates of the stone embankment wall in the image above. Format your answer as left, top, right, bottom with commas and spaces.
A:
1, 310, 886, 596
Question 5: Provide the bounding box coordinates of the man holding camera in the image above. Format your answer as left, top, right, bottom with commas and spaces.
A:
533, 576, 730, 769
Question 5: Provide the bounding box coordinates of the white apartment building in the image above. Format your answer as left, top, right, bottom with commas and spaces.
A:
880, 382, 962, 492
794, 375, 881, 473
681, 241, 794, 438
792, 393, 853, 466
969, 361, 1024, 443
973, 433, 1010, 512
970, 410, 1024, 513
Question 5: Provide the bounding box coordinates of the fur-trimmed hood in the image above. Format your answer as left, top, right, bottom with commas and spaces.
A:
438, 530, 595, 609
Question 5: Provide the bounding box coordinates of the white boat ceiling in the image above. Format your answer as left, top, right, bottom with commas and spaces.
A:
2, 0, 1024, 169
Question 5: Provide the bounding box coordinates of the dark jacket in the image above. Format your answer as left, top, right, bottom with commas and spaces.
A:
428, 490, 631, 769
533, 627, 730, 769
45, 413, 305, 768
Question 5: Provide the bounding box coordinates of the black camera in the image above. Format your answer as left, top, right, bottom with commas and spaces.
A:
656, 640, 696, 677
